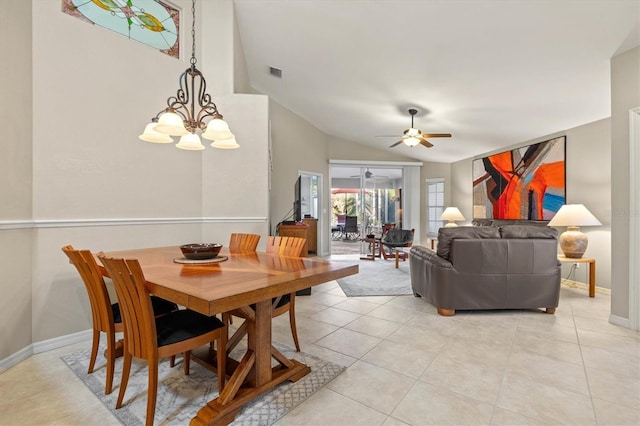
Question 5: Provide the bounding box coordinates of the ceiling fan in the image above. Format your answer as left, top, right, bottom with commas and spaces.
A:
350, 168, 388, 179
388, 108, 452, 149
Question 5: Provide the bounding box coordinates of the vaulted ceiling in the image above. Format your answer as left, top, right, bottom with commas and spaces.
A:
233, 0, 639, 163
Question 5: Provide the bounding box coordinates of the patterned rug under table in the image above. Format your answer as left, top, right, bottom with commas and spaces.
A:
62, 339, 345, 425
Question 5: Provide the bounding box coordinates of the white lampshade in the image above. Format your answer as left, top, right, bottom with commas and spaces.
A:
176, 133, 205, 150
440, 207, 465, 227
211, 135, 240, 149
154, 112, 188, 136
547, 204, 601, 258
404, 136, 421, 147
547, 204, 602, 227
202, 118, 233, 140
138, 122, 173, 143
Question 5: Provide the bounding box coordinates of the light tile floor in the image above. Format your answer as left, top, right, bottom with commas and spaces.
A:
2, 256, 639, 425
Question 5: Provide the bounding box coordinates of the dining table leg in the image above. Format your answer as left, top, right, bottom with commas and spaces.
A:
191, 299, 311, 426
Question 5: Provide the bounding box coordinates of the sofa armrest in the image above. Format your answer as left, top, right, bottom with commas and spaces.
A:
410, 246, 452, 269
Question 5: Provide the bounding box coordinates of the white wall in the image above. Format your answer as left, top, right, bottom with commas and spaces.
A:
611, 46, 640, 321
0, 0, 33, 361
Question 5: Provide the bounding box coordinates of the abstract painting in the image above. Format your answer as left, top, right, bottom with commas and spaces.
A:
472, 136, 565, 220
62, 0, 180, 58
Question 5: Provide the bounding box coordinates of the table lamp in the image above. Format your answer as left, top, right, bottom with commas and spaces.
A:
440, 207, 465, 227
547, 204, 601, 258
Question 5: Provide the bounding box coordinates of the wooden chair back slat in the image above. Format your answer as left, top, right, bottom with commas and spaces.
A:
229, 233, 261, 252
99, 255, 158, 361
62, 245, 115, 333
266, 236, 306, 257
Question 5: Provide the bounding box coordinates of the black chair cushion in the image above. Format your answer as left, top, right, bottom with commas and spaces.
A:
249, 293, 291, 310
155, 310, 224, 347
111, 296, 178, 324
274, 293, 291, 308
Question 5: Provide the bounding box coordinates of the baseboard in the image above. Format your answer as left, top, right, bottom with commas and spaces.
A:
561, 279, 610, 294
0, 329, 92, 372
32, 329, 93, 353
609, 314, 632, 329
0, 345, 33, 374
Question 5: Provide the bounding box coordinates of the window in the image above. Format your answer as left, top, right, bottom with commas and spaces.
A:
426, 178, 445, 236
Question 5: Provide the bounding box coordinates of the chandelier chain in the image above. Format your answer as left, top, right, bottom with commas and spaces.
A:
190, 0, 196, 66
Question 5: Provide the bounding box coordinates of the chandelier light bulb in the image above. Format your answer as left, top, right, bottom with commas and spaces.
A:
139, 122, 173, 143
154, 112, 188, 136
176, 132, 205, 150
202, 118, 233, 140
211, 135, 240, 149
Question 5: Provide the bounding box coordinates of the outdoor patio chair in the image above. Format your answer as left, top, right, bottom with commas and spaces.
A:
342, 215, 359, 240
332, 214, 347, 240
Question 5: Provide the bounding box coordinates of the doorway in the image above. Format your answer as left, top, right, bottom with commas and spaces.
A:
329, 165, 404, 255
298, 171, 323, 255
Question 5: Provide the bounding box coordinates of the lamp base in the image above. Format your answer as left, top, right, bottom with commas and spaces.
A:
444, 221, 458, 228
559, 226, 588, 259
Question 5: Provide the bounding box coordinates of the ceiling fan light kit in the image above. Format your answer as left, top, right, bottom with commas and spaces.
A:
388, 108, 451, 149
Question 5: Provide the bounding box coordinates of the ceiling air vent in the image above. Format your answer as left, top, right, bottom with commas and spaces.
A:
269, 66, 282, 78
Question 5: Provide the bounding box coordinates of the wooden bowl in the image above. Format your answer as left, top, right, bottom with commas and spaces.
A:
179, 243, 222, 260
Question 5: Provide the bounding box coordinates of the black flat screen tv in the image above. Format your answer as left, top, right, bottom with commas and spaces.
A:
294, 176, 302, 222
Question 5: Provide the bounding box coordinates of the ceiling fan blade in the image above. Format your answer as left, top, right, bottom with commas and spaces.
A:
422, 133, 452, 138
389, 140, 404, 148
419, 139, 434, 148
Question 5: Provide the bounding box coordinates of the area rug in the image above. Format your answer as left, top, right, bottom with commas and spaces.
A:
335, 256, 413, 297
61, 340, 345, 425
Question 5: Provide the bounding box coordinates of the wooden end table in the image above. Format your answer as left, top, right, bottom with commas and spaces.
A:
360, 237, 380, 261
558, 256, 596, 297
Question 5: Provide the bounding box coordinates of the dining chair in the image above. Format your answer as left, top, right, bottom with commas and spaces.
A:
61, 245, 179, 395
228, 233, 261, 251
225, 236, 306, 353
98, 254, 227, 426
226, 233, 261, 327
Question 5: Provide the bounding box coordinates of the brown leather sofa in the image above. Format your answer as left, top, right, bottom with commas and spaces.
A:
410, 225, 561, 316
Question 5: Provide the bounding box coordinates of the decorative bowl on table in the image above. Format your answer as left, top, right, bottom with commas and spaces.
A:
179, 243, 223, 260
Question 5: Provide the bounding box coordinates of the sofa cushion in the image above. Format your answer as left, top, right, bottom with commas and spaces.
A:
472, 218, 549, 227
490, 219, 549, 227
437, 226, 500, 260
499, 225, 557, 239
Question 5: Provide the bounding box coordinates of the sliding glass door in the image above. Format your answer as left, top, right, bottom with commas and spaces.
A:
330, 165, 403, 251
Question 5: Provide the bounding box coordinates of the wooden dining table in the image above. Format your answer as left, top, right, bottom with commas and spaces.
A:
97, 245, 358, 426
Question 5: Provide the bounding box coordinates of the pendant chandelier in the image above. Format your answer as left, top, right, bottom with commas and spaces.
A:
139, 0, 238, 150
